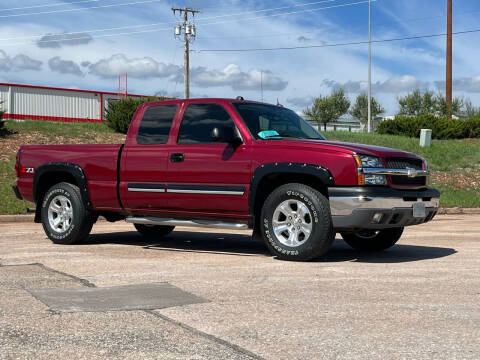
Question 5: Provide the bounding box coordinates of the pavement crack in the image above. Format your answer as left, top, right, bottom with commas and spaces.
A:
144, 309, 265, 360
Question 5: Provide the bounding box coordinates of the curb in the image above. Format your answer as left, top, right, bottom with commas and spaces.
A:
436, 207, 480, 215
1, 208, 480, 223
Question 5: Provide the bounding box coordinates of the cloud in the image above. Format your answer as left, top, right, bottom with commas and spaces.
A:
48, 56, 83, 76
37, 32, 93, 48
287, 96, 314, 108
323, 75, 427, 94
435, 76, 480, 93
89, 54, 181, 79
191, 64, 288, 91
81, 61, 91, 67
297, 36, 311, 42
0, 50, 42, 71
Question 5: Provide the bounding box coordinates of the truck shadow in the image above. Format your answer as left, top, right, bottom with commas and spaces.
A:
318, 240, 457, 263
85, 231, 457, 263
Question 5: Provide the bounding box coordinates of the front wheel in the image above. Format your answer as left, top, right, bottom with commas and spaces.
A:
134, 224, 175, 238
340, 227, 404, 252
260, 183, 335, 261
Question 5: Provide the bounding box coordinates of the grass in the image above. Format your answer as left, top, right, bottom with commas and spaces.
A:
326, 131, 480, 208
5, 119, 115, 136
0, 156, 31, 214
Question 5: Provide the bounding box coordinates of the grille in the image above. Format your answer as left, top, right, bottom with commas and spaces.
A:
386, 157, 426, 187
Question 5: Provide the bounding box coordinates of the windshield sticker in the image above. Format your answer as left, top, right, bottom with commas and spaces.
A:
258, 130, 281, 139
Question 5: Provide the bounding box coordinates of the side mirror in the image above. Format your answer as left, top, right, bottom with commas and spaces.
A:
211, 126, 241, 145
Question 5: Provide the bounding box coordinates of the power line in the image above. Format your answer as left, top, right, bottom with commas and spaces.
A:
196, 0, 344, 21
193, 0, 376, 28
0, 0, 161, 18
0, 0, 343, 42
0, 0, 101, 13
0, 0, 371, 45
192, 29, 480, 52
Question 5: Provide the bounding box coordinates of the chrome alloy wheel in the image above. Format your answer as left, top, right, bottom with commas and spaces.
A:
272, 199, 313, 247
47, 195, 73, 234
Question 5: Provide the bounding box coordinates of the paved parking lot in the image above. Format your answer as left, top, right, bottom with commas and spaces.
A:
1, 214, 479, 359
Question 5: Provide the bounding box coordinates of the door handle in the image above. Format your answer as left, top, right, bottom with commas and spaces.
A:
170, 153, 185, 162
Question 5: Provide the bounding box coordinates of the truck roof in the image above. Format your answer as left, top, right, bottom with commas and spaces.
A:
141, 98, 274, 107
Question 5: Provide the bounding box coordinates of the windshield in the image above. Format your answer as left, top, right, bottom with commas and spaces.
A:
232, 103, 325, 140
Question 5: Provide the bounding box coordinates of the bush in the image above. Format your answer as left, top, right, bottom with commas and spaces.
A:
377, 114, 480, 139
105, 97, 162, 134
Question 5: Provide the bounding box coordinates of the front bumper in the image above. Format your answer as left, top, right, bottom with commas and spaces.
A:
329, 186, 439, 230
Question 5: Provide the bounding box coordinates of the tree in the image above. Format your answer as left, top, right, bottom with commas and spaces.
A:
303, 89, 350, 131
434, 94, 463, 117
398, 89, 436, 116
350, 92, 385, 128
105, 97, 161, 134
464, 99, 480, 118
398, 89, 464, 117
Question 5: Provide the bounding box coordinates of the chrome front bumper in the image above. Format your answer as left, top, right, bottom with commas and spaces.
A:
330, 196, 439, 216
328, 187, 440, 230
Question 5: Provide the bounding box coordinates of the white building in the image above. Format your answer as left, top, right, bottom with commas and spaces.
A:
0, 82, 148, 123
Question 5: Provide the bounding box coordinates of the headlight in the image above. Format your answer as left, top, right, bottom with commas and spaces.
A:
354, 154, 387, 185
358, 154, 383, 168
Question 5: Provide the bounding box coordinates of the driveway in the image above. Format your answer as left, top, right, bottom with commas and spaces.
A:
0, 214, 479, 359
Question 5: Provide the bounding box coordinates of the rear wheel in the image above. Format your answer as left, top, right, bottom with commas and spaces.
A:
134, 224, 175, 238
41, 182, 93, 245
260, 183, 335, 261
340, 227, 404, 252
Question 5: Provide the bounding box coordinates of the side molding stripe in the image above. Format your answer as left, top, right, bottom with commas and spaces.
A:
127, 183, 166, 193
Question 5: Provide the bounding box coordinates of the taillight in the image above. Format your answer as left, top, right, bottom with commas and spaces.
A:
15, 150, 21, 177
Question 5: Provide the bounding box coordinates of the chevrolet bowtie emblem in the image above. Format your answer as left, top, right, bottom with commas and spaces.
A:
406, 168, 417, 178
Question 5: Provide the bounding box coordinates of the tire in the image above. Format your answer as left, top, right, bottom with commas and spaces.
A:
41, 182, 93, 245
260, 183, 335, 261
134, 224, 175, 238
340, 227, 404, 252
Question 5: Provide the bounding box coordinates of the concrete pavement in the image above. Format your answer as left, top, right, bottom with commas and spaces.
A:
0, 215, 479, 359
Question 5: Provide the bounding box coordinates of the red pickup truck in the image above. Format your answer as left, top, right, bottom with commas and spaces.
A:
13, 98, 439, 261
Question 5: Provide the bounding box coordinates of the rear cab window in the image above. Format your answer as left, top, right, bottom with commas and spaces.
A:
177, 103, 237, 144
137, 104, 177, 145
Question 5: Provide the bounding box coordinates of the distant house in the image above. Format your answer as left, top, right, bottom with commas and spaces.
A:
301, 114, 362, 132
0, 82, 149, 123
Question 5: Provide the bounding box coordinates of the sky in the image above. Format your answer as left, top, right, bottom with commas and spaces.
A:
0, 0, 479, 115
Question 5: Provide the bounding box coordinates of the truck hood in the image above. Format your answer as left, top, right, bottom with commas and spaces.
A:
266, 138, 420, 159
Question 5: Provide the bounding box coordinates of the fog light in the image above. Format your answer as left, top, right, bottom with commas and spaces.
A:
372, 213, 384, 224
364, 174, 387, 185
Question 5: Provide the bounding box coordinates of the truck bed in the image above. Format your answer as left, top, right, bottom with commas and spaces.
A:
18, 144, 123, 210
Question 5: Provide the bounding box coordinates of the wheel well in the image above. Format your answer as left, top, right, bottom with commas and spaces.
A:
252, 172, 328, 228
35, 171, 78, 204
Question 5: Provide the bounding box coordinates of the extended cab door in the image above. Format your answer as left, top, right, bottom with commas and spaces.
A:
165, 102, 252, 215
120, 103, 178, 211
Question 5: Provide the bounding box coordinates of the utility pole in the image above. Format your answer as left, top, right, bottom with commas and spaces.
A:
172, 7, 199, 99
446, 0, 452, 119
367, 0, 372, 133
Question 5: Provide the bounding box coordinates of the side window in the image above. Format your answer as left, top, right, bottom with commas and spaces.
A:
137, 105, 177, 145
178, 104, 235, 144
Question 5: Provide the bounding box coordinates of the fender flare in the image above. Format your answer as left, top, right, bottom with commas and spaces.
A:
33, 162, 91, 222
248, 162, 335, 216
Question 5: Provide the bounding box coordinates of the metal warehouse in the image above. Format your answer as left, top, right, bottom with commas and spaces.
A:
0, 82, 148, 123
